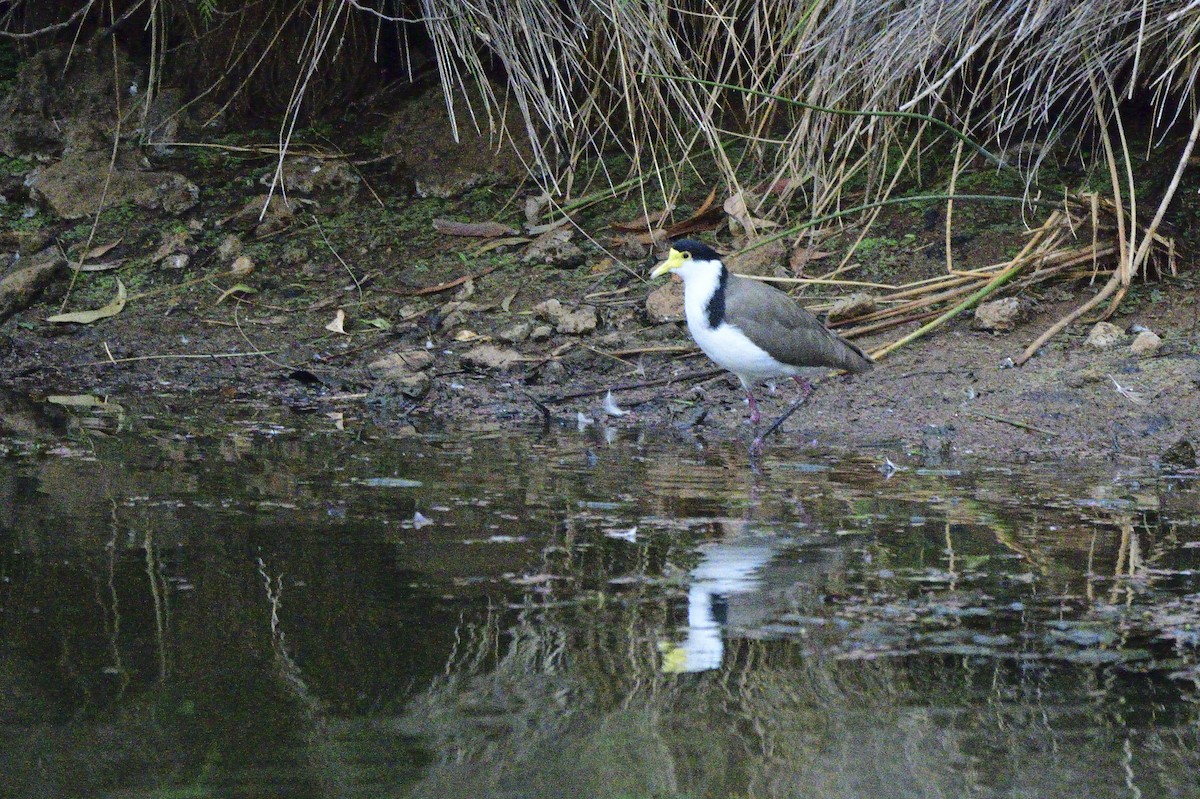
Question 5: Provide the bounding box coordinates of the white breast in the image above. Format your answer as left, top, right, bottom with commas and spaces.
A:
678, 260, 798, 386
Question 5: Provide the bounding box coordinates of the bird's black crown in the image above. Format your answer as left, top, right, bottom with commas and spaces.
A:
671, 239, 723, 262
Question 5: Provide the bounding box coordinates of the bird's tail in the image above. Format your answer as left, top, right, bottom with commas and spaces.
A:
832, 334, 875, 374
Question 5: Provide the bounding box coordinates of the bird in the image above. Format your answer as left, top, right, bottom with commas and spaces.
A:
650, 238, 873, 429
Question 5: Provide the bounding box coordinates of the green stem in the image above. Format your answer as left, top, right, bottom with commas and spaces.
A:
746, 193, 1063, 253
871, 256, 1027, 359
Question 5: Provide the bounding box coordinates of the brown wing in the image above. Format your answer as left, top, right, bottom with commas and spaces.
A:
725, 276, 874, 373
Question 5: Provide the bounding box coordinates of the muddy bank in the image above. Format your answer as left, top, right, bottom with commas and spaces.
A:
3, 256, 1198, 469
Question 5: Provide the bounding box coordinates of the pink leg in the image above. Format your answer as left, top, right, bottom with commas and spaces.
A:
746, 390, 761, 424
793, 376, 814, 399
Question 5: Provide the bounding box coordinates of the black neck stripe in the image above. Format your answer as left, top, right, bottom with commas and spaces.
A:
705, 265, 727, 328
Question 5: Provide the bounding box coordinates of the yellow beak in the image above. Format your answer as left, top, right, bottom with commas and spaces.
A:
650, 248, 685, 279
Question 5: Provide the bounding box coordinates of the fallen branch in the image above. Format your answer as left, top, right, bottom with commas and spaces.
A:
1013, 273, 1121, 366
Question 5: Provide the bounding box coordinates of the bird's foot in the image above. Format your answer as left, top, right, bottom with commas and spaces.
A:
746, 392, 761, 425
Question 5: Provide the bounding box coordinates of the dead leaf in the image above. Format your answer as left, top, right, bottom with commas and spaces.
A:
454, 329, 482, 342
752, 176, 804, 195
612, 205, 674, 232
525, 217, 571, 236
47, 278, 127, 324
723, 191, 779, 237
789, 246, 833, 272
215, 283, 256, 304
433, 218, 519, 238
325, 308, 347, 334
151, 230, 192, 262
68, 259, 126, 272
524, 192, 552, 225
68, 239, 122, 260
362, 317, 392, 330
46, 394, 123, 413
473, 235, 529, 254
660, 187, 724, 239
723, 191, 749, 221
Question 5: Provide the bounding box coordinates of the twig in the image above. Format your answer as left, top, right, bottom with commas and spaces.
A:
0, 1, 94, 39
967, 410, 1060, 437
604, 344, 696, 357
380, 263, 503, 297
87, 350, 276, 366
312, 213, 362, 304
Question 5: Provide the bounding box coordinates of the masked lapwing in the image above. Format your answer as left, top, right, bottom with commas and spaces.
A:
650, 238, 873, 426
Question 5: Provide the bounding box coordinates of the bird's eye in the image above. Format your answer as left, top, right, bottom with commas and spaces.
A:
681, 252, 692, 260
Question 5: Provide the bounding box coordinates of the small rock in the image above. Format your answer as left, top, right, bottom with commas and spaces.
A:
391, 372, 431, 399
645, 280, 684, 323
28, 156, 198, 219
530, 325, 553, 341
522, 227, 584, 268
217, 235, 243, 260
725, 240, 787, 277
229, 256, 254, 277
163, 253, 189, 270
1085, 321, 1124, 350
498, 320, 533, 343
1130, 330, 1162, 356
259, 156, 360, 195
461, 344, 523, 370
0, 251, 67, 322
533, 298, 597, 335
369, 350, 434, 379
827, 292, 879, 324
974, 297, 1024, 331
151, 230, 194, 262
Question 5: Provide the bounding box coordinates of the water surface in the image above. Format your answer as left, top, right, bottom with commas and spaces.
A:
2, 397, 1198, 798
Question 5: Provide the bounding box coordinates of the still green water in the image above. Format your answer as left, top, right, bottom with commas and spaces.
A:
2, 397, 1198, 798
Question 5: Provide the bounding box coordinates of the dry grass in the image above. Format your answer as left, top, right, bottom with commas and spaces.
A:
3, 1, 1197, 353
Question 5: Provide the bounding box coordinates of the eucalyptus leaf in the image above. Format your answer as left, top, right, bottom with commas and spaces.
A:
47, 278, 127, 324
216, 284, 256, 304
